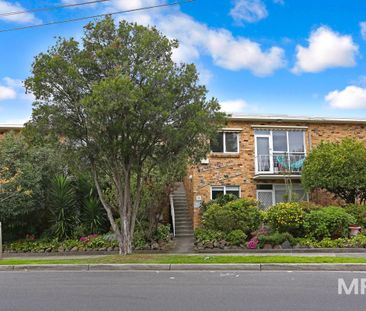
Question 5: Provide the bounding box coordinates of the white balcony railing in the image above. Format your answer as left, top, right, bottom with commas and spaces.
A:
256, 152, 306, 174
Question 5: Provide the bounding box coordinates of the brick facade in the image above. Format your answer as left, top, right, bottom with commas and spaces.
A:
184, 117, 366, 228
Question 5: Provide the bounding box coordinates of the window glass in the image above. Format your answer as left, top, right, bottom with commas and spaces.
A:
257, 184, 273, 190
275, 189, 288, 203
225, 132, 238, 152
211, 187, 224, 199
273, 131, 287, 152
288, 131, 305, 153
254, 129, 270, 135
210, 132, 224, 152
225, 186, 240, 197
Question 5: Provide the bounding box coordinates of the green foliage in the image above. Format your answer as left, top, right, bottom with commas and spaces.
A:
258, 232, 294, 247
296, 234, 366, 248
201, 194, 238, 213
304, 207, 356, 240
81, 194, 106, 234
226, 229, 247, 246
25, 17, 225, 254
0, 132, 64, 241
48, 176, 78, 240
194, 228, 226, 243
343, 204, 366, 227
155, 224, 171, 242
265, 202, 305, 236
302, 139, 366, 203
202, 198, 260, 234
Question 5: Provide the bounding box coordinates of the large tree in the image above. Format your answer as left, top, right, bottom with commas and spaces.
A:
25, 17, 224, 254
0, 132, 63, 240
302, 138, 366, 204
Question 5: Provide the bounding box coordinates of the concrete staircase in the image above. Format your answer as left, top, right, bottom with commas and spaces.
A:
172, 183, 194, 237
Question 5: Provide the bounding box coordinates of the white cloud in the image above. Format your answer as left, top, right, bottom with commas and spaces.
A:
0, 0, 39, 23
0, 85, 16, 101
157, 13, 286, 76
292, 26, 358, 74
220, 99, 248, 113
0, 77, 34, 102
230, 0, 268, 24
325, 86, 366, 109
197, 65, 213, 85
360, 22, 366, 40
104, 1, 286, 76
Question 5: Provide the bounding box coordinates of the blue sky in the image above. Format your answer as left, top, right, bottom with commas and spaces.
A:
1, 0, 366, 123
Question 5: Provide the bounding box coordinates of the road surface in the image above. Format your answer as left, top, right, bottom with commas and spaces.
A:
0, 270, 365, 311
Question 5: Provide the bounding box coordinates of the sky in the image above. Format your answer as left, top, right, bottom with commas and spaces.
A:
1, 0, 366, 123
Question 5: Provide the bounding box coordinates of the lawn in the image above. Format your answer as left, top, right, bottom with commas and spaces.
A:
2, 255, 366, 265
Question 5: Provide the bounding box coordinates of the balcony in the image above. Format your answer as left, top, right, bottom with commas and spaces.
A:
255, 152, 306, 178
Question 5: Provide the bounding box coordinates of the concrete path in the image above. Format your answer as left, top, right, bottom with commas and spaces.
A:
172, 236, 195, 253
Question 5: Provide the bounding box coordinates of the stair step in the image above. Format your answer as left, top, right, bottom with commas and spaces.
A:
176, 230, 194, 235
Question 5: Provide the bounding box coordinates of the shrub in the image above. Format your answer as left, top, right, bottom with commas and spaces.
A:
226, 229, 247, 246
48, 175, 78, 240
296, 234, 366, 248
202, 198, 260, 234
200, 194, 238, 213
265, 202, 305, 236
343, 204, 366, 228
297, 201, 322, 213
194, 228, 226, 243
304, 206, 356, 240
155, 224, 171, 242
258, 232, 294, 248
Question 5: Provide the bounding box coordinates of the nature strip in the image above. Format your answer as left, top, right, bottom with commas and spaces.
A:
2, 263, 366, 271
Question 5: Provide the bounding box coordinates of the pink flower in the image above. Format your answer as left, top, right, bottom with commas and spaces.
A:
246, 237, 258, 249
79, 236, 89, 242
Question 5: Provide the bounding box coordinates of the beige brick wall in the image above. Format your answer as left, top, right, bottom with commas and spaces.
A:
186, 120, 366, 228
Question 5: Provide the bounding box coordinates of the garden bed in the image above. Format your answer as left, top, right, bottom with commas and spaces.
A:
3, 232, 176, 255
195, 196, 366, 251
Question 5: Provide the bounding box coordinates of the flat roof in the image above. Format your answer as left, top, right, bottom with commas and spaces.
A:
0, 124, 24, 130
229, 114, 366, 124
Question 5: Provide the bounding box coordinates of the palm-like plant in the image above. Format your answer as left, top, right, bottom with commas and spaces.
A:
48, 175, 78, 240
82, 192, 105, 234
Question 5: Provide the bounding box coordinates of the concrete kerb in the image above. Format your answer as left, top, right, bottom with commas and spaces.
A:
1, 263, 366, 271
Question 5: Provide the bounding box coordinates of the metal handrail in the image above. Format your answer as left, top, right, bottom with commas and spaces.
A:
257, 152, 306, 173
169, 194, 176, 237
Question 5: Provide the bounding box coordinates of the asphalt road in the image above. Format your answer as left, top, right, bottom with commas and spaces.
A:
1, 270, 366, 311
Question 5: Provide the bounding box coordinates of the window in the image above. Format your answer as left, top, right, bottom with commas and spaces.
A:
211, 186, 240, 200
210, 132, 239, 153
254, 129, 306, 174
256, 184, 307, 208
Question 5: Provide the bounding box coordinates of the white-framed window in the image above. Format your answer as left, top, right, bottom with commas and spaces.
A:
254, 129, 306, 174
256, 184, 308, 209
211, 185, 241, 200
210, 132, 239, 153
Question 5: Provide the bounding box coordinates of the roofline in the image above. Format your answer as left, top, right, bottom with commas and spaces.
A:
229, 114, 366, 124
0, 124, 24, 130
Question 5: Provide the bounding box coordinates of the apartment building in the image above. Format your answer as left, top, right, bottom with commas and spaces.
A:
183, 115, 366, 228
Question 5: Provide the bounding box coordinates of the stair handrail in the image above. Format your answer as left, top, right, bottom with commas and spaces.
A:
169, 194, 176, 237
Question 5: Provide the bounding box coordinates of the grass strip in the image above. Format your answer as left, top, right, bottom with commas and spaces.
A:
2, 255, 366, 265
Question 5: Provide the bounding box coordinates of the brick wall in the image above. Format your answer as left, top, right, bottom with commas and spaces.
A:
187, 119, 366, 228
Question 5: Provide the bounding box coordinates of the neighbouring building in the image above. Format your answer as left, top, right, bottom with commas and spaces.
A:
0, 124, 23, 137
182, 115, 366, 229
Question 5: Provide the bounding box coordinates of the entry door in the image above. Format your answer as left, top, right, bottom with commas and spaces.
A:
256, 136, 273, 173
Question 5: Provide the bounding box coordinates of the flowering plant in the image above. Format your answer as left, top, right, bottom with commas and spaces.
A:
246, 237, 258, 249
79, 234, 98, 243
